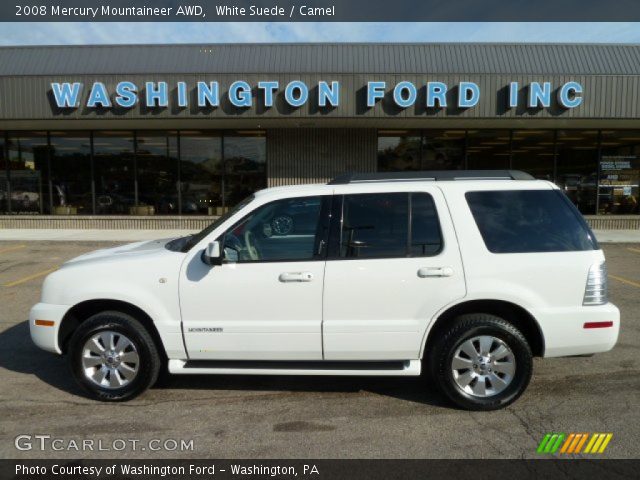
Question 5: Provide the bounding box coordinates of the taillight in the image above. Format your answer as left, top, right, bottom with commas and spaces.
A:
583, 262, 608, 306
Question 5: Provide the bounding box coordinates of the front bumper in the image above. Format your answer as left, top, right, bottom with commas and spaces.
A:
29, 303, 71, 354
537, 303, 620, 357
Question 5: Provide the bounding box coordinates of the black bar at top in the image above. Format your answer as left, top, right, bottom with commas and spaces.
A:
3, 0, 640, 22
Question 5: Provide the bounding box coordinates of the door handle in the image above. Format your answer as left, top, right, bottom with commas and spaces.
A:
279, 272, 314, 282
418, 267, 454, 278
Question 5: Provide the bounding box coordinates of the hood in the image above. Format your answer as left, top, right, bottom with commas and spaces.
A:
64, 238, 179, 266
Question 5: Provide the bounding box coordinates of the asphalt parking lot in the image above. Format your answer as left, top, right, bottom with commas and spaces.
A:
0, 241, 639, 459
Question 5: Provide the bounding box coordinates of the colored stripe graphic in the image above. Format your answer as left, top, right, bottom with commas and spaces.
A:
574, 433, 589, 453
560, 433, 576, 453
538, 433, 612, 454
537, 434, 552, 453
537, 433, 565, 453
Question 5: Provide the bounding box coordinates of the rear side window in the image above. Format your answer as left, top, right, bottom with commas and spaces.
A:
338, 192, 442, 259
466, 190, 597, 253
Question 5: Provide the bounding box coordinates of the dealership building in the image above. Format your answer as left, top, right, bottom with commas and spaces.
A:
0, 43, 639, 230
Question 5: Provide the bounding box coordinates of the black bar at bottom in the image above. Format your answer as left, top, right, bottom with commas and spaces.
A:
2, 459, 638, 480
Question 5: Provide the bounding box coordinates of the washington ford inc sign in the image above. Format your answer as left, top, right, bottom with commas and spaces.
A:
50, 80, 584, 111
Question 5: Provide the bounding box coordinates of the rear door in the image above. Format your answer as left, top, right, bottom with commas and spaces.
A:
322, 187, 466, 360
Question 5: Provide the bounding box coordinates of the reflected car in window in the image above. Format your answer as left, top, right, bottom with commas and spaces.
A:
269, 197, 322, 236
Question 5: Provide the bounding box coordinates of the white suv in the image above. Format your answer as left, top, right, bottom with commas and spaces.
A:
29, 170, 620, 410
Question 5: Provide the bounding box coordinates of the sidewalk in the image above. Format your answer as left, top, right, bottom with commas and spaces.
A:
0, 229, 196, 242
0, 228, 639, 243
592, 230, 640, 243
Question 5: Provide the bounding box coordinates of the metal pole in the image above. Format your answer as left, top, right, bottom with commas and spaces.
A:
3, 131, 9, 214
90, 132, 96, 215
133, 131, 139, 208
176, 131, 182, 216
595, 130, 603, 215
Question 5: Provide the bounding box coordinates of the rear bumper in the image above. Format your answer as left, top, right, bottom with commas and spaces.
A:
537, 303, 620, 357
29, 303, 70, 354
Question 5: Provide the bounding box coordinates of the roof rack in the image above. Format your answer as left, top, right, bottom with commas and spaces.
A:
327, 170, 535, 185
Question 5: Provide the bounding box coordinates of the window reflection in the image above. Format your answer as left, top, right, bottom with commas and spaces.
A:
556, 130, 599, 215
179, 132, 223, 215
422, 130, 465, 170
6, 133, 49, 214
466, 130, 511, 169
511, 130, 555, 180
377, 133, 421, 171
93, 132, 135, 215
136, 132, 179, 215
49, 132, 92, 214
224, 134, 267, 207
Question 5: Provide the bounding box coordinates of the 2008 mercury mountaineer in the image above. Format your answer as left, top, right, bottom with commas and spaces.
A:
29, 170, 620, 410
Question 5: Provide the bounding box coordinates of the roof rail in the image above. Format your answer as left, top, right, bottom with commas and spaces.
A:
327, 170, 535, 185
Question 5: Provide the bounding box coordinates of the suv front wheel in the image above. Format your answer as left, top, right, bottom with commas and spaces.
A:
430, 313, 533, 411
68, 311, 161, 401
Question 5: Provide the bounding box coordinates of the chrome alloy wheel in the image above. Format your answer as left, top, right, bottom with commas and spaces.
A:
451, 335, 516, 397
81, 331, 140, 389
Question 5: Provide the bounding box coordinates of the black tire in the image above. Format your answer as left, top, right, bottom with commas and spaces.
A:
429, 313, 533, 411
68, 311, 161, 401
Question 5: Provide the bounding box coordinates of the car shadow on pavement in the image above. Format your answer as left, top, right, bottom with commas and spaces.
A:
1, 320, 448, 408
0, 321, 79, 396
160, 374, 449, 407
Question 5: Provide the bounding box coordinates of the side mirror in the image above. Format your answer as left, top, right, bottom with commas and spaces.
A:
202, 241, 222, 266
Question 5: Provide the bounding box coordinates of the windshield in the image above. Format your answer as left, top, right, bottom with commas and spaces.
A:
165, 195, 255, 253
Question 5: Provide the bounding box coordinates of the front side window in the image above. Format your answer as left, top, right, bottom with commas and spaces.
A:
338, 192, 442, 259
466, 190, 598, 253
221, 196, 325, 262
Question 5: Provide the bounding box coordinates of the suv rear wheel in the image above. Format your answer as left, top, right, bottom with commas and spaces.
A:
430, 313, 533, 410
68, 311, 161, 401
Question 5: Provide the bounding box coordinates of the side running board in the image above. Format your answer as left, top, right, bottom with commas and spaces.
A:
168, 359, 421, 376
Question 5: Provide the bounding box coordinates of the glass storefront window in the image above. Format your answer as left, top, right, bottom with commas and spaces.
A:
466, 130, 511, 170
49, 132, 92, 215
224, 133, 267, 208
93, 131, 135, 215
2, 128, 639, 218
511, 130, 555, 181
556, 130, 599, 215
421, 130, 465, 170
598, 130, 640, 215
179, 132, 223, 215
6, 132, 49, 214
377, 132, 422, 171
136, 132, 179, 215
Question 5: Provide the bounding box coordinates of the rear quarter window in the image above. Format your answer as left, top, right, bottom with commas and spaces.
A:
465, 190, 598, 253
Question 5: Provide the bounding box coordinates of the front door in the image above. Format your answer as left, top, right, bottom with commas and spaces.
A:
180, 195, 330, 360
322, 188, 466, 360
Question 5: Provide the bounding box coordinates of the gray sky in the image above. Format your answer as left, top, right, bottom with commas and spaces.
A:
1, 22, 640, 44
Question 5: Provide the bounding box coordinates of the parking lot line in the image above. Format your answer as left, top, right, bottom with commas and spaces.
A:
628, 247, 640, 255
609, 274, 640, 289
2, 266, 59, 288
0, 244, 26, 254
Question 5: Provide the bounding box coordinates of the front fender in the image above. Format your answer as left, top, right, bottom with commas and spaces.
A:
41, 260, 186, 358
